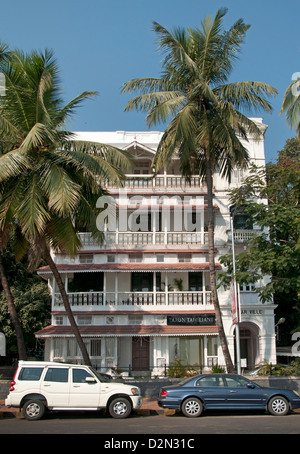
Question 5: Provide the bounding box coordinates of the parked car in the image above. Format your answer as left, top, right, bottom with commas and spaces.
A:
5, 361, 142, 420
158, 373, 300, 417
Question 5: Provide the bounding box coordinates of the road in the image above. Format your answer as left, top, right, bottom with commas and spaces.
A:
0, 410, 299, 435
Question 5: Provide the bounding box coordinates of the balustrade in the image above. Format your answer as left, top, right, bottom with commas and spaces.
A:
78, 231, 208, 248
54, 290, 212, 308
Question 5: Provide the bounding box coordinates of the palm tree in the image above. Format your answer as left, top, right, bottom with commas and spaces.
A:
0, 48, 132, 365
281, 74, 300, 135
122, 8, 277, 372
0, 42, 28, 360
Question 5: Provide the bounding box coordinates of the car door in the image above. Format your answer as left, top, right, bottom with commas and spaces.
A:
223, 375, 264, 409
68, 367, 102, 408
41, 366, 70, 407
195, 375, 227, 408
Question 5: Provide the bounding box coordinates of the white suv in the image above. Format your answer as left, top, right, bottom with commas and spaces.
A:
5, 361, 142, 420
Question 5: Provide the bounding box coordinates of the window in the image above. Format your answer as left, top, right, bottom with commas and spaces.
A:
131, 272, 153, 291
231, 205, 253, 230
55, 316, 64, 325
178, 254, 192, 263
196, 376, 224, 387
53, 339, 64, 359
133, 160, 151, 174
79, 254, 94, 264
240, 283, 256, 292
68, 272, 103, 292
225, 376, 250, 388
67, 339, 80, 357
207, 336, 218, 357
44, 368, 69, 383
19, 367, 43, 381
107, 255, 115, 263
157, 254, 164, 263
72, 368, 94, 383
189, 272, 203, 291
90, 339, 101, 356
130, 254, 143, 263
106, 316, 114, 325
105, 338, 115, 357
128, 315, 143, 325
77, 315, 92, 325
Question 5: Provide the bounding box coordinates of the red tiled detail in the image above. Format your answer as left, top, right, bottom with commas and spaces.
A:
38, 263, 221, 273
35, 324, 218, 337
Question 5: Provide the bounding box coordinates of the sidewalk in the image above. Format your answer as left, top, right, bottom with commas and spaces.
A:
0, 397, 165, 419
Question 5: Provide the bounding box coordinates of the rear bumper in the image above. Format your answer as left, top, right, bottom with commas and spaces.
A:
290, 398, 300, 410
158, 399, 181, 410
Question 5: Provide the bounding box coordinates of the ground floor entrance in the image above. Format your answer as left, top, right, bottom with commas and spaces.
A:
233, 322, 260, 370
132, 337, 150, 371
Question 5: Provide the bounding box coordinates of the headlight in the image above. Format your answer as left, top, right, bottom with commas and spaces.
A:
131, 387, 140, 395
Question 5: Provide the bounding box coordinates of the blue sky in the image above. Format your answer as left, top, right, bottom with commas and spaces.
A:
1, 0, 299, 162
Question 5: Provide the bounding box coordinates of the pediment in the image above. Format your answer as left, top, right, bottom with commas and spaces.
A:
123, 140, 156, 158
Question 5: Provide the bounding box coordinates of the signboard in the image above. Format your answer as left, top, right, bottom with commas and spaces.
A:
167, 314, 216, 326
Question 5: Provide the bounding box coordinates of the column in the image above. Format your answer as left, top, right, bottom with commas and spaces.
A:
115, 273, 118, 305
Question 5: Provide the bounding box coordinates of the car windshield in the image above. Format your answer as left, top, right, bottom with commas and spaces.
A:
88, 367, 111, 382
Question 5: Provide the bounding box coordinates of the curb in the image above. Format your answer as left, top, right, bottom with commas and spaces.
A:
134, 408, 165, 416
0, 409, 22, 419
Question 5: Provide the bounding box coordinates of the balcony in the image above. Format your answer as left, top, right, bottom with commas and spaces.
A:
106, 174, 206, 191
227, 229, 261, 243
78, 231, 208, 248
53, 290, 212, 309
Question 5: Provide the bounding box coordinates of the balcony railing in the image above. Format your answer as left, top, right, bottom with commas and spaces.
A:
106, 175, 206, 190
54, 291, 212, 308
78, 231, 208, 248
227, 229, 261, 243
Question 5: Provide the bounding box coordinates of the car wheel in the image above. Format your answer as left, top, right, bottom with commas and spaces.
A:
22, 399, 46, 421
108, 397, 132, 419
181, 397, 203, 417
267, 396, 289, 416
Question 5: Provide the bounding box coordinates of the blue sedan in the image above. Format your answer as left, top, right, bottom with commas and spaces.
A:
158, 374, 300, 417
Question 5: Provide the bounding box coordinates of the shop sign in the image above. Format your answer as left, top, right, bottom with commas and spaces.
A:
167, 314, 216, 326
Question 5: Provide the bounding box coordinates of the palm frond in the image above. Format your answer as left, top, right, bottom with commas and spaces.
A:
216, 81, 278, 113
281, 78, 300, 130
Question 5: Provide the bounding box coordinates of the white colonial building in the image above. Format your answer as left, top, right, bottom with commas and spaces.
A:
35, 122, 277, 375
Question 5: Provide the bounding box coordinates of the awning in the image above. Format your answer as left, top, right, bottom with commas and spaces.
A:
37, 262, 221, 275
35, 324, 218, 338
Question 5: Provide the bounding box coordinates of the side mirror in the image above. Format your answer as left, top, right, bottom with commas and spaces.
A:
85, 377, 97, 384
247, 383, 255, 389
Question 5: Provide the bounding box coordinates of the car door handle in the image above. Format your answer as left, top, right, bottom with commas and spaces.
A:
73, 385, 80, 388
230, 390, 237, 393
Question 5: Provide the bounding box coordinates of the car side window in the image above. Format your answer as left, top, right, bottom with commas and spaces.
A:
19, 367, 44, 381
225, 376, 250, 388
44, 368, 69, 383
196, 376, 224, 387
72, 368, 95, 383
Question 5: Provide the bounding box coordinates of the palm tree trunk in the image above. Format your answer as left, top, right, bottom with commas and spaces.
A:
0, 254, 27, 360
42, 246, 92, 367
205, 158, 235, 373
